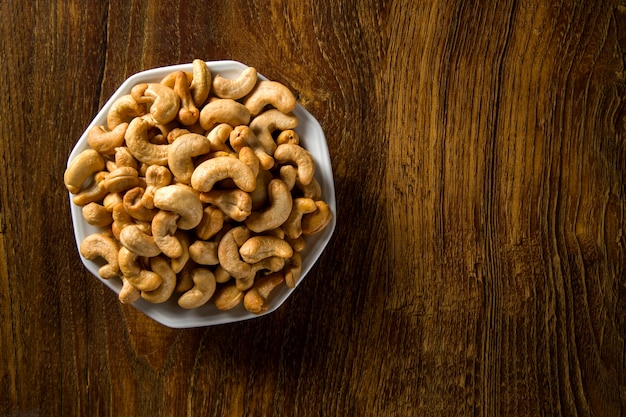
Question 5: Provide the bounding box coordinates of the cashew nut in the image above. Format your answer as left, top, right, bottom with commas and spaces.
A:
276, 129, 299, 146
282, 197, 317, 239
72, 171, 109, 206
64, 149, 106, 194
107, 94, 146, 130
243, 271, 285, 314
119, 278, 141, 304
122, 187, 157, 222
249, 109, 298, 154
284, 252, 302, 288
244, 80, 296, 116
273, 143, 315, 186
199, 188, 252, 222
212, 66, 257, 100
151, 210, 183, 258
198, 98, 250, 130
141, 256, 177, 304
125, 116, 170, 165
142, 165, 172, 209
245, 179, 293, 233
118, 247, 162, 291
189, 240, 219, 265
238, 235, 293, 264
205, 123, 233, 153
190, 156, 256, 193
217, 226, 251, 279
236, 256, 286, 291
171, 230, 191, 274
131, 83, 180, 124
79, 233, 121, 280
87, 123, 128, 155
229, 125, 274, 170
172, 71, 200, 126
153, 184, 203, 230
301, 200, 333, 235
189, 59, 211, 107
119, 224, 161, 257
178, 267, 216, 309
213, 283, 243, 310
168, 133, 211, 184
195, 205, 225, 240
104, 166, 140, 193
82, 202, 114, 227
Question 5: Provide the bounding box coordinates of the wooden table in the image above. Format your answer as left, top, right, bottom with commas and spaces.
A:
2, 1, 625, 415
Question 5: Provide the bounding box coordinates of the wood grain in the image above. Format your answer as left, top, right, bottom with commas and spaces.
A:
1, 0, 625, 416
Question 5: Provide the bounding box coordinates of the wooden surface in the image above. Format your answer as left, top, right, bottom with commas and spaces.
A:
2, 0, 626, 416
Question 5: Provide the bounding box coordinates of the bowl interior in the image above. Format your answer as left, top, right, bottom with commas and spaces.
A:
68, 60, 336, 328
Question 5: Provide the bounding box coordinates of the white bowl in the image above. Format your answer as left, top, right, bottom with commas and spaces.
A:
67, 60, 336, 328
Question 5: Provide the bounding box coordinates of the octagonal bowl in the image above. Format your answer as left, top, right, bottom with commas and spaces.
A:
67, 60, 336, 328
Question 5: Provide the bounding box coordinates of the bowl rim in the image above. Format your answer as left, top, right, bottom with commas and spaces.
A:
68, 60, 336, 328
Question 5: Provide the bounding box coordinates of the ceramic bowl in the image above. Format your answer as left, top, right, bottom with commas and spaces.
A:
67, 60, 336, 328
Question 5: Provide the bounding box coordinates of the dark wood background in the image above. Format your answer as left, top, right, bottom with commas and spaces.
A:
2, 0, 626, 416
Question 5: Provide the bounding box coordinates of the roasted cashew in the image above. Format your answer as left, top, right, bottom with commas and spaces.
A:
168, 133, 211, 184
142, 165, 172, 209
123, 187, 157, 222
249, 109, 298, 154
174, 261, 195, 293
273, 143, 315, 186
244, 80, 296, 116
64, 149, 106, 194
199, 189, 252, 222
212, 66, 257, 100
229, 125, 274, 170
106, 94, 146, 130
119, 278, 141, 304
79, 233, 121, 280
301, 200, 333, 235
195, 205, 225, 240
131, 83, 180, 124
141, 256, 177, 304
217, 226, 251, 279
104, 166, 140, 194
206, 123, 233, 153
284, 252, 302, 288
178, 267, 217, 309
72, 171, 109, 206
214, 264, 231, 283
245, 179, 293, 233
235, 256, 286, 291
283, 197, 317, 239
279, 165, 297, 190
82, 202, 114, 227
189, 240, 219, 265
171, 230, 191, 274
151, 210, 183, 258
276, 129, 299, 146
198, 98, 250, 130
172, 71, 200, 125
103, 192, 123, 212
295, 176, 322, 200
118, 247, 162, 291
213, 283, 243, 310
153, 184, 203, 229
119, 224, 161, 257
190, 156, 256, 193
189, 59, 212, 106
238, 235, 293, 264
243, 271, 285, 314
87, 123, 128, 155
125, 116, 170, 165
113, 146, 139, 169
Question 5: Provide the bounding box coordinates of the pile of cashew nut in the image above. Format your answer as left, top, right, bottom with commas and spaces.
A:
64, 60, 332, 314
